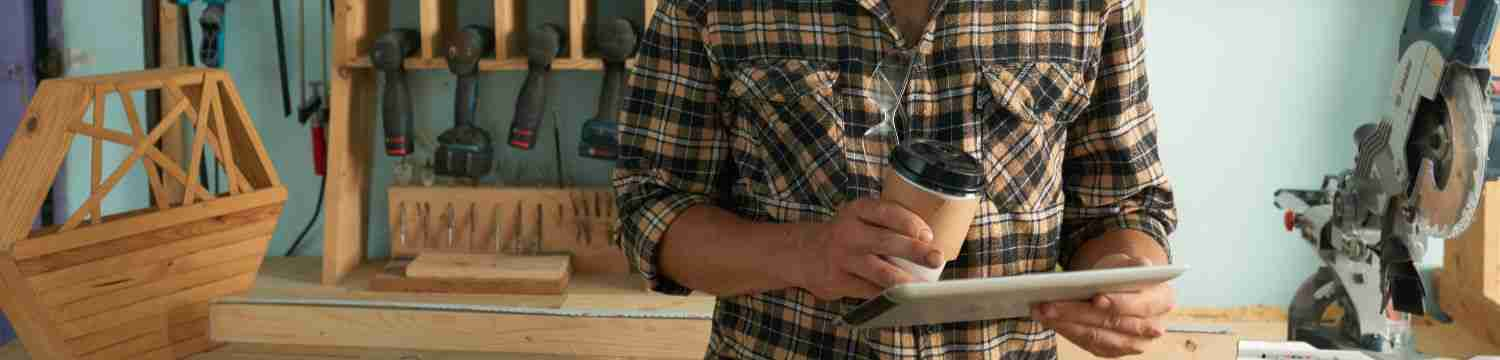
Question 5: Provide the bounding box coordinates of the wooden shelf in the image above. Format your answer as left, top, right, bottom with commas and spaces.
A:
343, 56, 606, 72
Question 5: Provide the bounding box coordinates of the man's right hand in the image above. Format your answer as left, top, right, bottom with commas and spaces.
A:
786, 198, 944, 301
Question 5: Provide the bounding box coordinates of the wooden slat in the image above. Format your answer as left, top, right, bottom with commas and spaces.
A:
143, 142, 215, 201
63, 87, 200, 231
0, 80, 87, 252
57, 253, 265, 320
61, 272, 257, 338
493, 0, 517, 59
156, 0, 189, 204
213, 61, 281, 189
418, 0, 456, 59
205, 78, 243, 194
325, 0, 386, 285
116, 83, 172, 209
181, 80, 217, 206
65, 294, 211, 354
0, 254, 74, 360
90, 87, 104, 225
139, 336, 221, 360
20, 201, 280, 278
12, 187, 285, 259
61, 68, 211, 88
38, 231, 272, 306
69, 122, 138, 146
406, 253, 569, 281
370, 255, 569, 295
26, 218, 276, 293
568, 0, 586, 59
80, 330, 169, 360
244, 258, 566, 309
209, 303, 711, 359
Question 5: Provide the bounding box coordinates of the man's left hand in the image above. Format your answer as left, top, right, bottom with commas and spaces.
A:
1032, 254, 1176, 358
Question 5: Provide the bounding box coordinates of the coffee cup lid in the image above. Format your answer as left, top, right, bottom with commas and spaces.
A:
890, 139, 983, 196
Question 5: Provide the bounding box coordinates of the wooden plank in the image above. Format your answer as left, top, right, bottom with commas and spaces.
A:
406, 253, 569, 281
0, 254, 74, 360
90, 87, 104, 225
57, 254, 265, 321
213, 73, 281, 189
61, 272, 256, 338
25, 218, 277, 293
69, 315, 164, 355
79, 330, 169, 360
180, 81, 216, 206
418, 0, 457, 60
139, 336, 221, 360
0, 80, 89, 252
244, 258, 565, 309
325, 0, 386, 285
209, 303, 711, 359
19, 201, 280, 277
38, 230, 272, 307
61, 68, 211, 88
206, 76, 242, 194
156, 0, 189, 204
12, 187, 285, 260
568, 0, 586, 59
1439, 269, 1500, 348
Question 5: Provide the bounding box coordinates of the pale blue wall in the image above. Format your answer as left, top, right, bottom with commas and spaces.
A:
57, 1, 1425, 308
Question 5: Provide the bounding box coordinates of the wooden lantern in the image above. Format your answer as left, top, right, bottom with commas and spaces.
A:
0, 68, 286, 360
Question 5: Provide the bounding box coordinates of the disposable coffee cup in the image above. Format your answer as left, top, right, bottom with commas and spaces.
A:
880, 139, 983, 282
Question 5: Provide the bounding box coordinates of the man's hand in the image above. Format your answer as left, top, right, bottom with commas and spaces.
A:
789, 198, 943, 301
1033, 254, 1176, 358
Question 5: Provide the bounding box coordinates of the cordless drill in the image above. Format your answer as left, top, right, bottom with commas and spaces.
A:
434, 26, 497, 181
579, 18, 640, 160
371, 29, 421, 157
508, 24, 565, 150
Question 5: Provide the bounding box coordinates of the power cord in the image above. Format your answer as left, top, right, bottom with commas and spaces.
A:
284, 179, 325, 256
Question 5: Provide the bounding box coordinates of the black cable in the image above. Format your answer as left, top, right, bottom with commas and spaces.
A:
285, 179, 326, 256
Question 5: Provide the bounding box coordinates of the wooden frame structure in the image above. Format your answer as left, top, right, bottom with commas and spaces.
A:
323, 0, 657, 285
0, 68, 286, 360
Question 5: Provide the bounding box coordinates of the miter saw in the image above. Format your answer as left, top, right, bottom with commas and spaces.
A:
1273, 0, 1498, 356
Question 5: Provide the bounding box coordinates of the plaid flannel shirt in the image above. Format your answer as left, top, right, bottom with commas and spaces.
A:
613, 0, 1177, 358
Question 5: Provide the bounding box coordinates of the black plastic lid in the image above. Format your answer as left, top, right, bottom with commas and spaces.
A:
889, 139, 983, 196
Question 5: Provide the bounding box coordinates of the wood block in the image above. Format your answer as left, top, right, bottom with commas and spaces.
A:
210, 303, 710, 359
1439, 269, 1500, 348
1441, 182, 1500, 345
406, 253, 569, 281
369, 256, 570, 296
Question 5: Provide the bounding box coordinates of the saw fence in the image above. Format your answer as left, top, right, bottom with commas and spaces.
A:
0, 68, 286, 360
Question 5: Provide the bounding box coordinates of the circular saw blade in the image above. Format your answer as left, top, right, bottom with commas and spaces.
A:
1407, 68, 1493, 238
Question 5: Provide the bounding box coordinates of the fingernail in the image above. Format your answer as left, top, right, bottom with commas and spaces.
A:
919, 229, 934, 243
1094, 296, 1111, 309
1150, 326, 1165, 337
926, 251, 943, 268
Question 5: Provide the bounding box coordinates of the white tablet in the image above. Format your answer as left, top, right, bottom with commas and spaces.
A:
840, 265, 1188, 328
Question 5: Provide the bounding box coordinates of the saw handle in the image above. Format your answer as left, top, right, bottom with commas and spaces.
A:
510, 24, 565, 150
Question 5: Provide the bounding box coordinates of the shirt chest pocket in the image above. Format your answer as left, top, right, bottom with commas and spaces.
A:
726, 59, 851, 217
976, 62, 1091, 211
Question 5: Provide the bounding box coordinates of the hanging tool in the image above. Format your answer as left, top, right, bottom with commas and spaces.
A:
176, 0, 228, 67
372, 29, 421, 157
508, 24, 565, 150
579, 18, 640, 160
1275, 0, 1497, 354
434, 25, 497, 181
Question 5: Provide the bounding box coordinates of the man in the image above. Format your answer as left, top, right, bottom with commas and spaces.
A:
614, 0, 1177, 358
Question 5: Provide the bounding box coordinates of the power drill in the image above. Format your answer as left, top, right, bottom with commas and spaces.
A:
579, 18, 639, 160
434, 26, 497, 181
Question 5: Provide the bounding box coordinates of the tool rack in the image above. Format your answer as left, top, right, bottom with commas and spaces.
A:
322, 0, 658, 285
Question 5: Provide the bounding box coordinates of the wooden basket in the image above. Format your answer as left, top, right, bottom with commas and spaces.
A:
0, 68, 286, 360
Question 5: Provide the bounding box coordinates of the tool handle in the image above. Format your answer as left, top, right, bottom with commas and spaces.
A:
1456, 0, 1499, 65
594, 61, 627, 123
383, 71, 415, 155
509, 24, 563, 150
455, 73, 479, 128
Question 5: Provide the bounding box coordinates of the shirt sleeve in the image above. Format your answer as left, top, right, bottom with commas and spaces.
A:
1058, 0, 1179, 270
611, 0, 724, 296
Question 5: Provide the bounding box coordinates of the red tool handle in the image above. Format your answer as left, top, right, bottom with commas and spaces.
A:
311, 122, 327, 177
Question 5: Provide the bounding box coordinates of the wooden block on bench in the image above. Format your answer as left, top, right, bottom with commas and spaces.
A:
368, 254, 570, 295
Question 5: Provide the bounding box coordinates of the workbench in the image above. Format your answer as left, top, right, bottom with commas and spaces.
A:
2, 257, 1495, 360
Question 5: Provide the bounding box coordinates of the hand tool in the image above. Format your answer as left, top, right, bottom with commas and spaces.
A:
492, 203, 503, 253
1274, 0, 1497, 354
579, 18, 640, 160
371, 29, 421, 157
508, 24, 565, 150
445, 203, 455, 249
396, 202, 406, 247
434, 26, 497, 180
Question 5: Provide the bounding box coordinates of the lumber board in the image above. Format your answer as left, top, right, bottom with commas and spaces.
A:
65, 307, 212, 357
1439, 269, 1500, 348
418, 0, 456, 59
369, 256, 569, 295
406, 253, 569, 281
569, 0, 586, 59
139, 336, 221, 360
61, 68, 212, 88
246, 257, 565, 308
12, 188, 286, 260
325, 0, 386, 285
25, 218, 277, 292
41, 238, 266, 309
209, 303, 711, 359
1056, 326, 1237, 360
60, 272, 256, 338
18, 200, 280, 277
0, 80, 88, 253
180, 81, 216, 207
56, 254, 264, 321
156, 0, 189, 203
0, 254, 73, 360
90, 88, 103, 225
493, 0, 518, 59
79, 330, 169, 360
